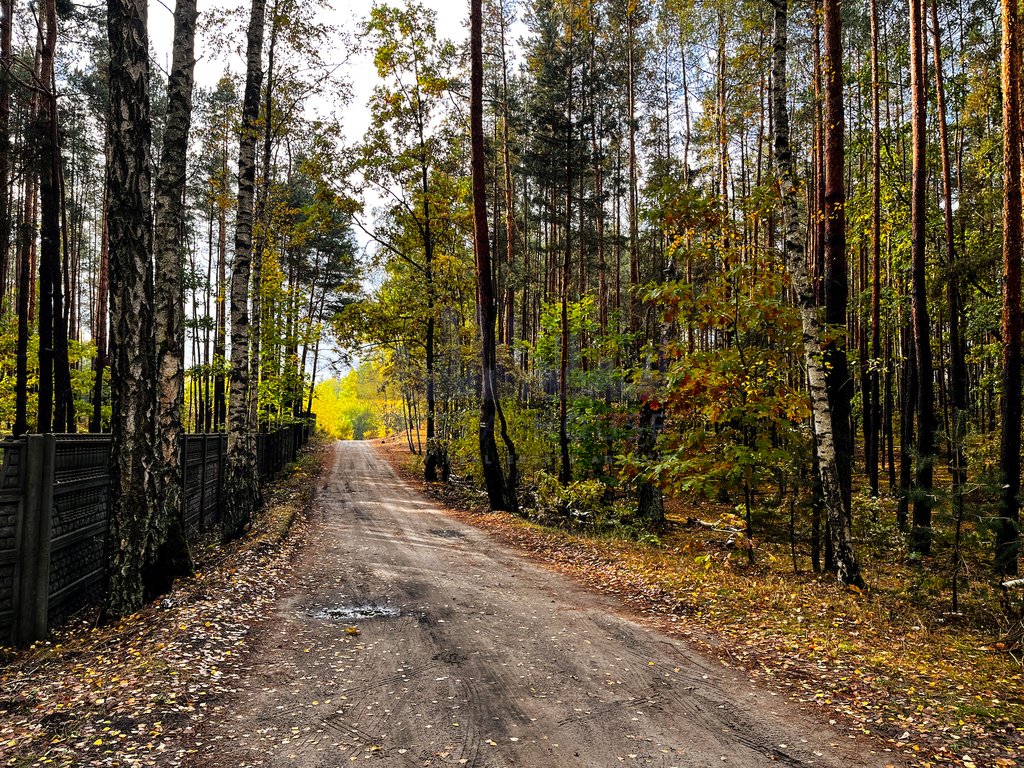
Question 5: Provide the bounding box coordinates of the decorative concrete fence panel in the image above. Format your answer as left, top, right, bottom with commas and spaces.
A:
0, 418, 315, 646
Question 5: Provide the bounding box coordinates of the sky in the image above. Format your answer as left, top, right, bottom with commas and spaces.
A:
150, 0, 471, 143
147, 0, 473, 380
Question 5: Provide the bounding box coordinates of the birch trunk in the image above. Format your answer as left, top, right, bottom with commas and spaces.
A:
223, 0, 267, 540
771, 0, 863, 587
152, 0, 199, 587
106, 0, 159, 615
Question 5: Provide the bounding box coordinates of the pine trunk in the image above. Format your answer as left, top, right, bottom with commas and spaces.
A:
909, 0, 935, 556
822, 0, 854, 521
471, 0, 509, 512
0, 0, 12, 313
868, 0, 882, 497
998, 0, 1022, 576
91, 188, 109, 433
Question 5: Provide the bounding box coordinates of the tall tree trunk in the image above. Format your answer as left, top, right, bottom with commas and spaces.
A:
47, 15, 74, 435
90, 182, 109, 433
997, 0, 1022, 576
627, 6, 640, 337
420, 125, 440, 480
771, 0, 863, 587
559, 24, 573, 488
106, 0, 159, 616
0, 0, 12, 313
151, 0, 199, 590
33, 0, 74, 433
812, 0, 825, 305
251, 0, 280, 433
499, 7, 516, 356
472, 0, 510, 512
930, 0, 968, 562
822, 0, 854, 527
34, 13, 55, 434
213, 170, 227, 430
909, 0, 935, 556
223, 0, 267, 540
14, 173, 37, 436
868, 0, 882, 497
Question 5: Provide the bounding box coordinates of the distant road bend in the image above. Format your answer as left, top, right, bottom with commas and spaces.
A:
190, 441, 896, 768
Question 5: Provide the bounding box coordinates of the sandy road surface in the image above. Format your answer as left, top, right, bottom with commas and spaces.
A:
189, 441, 896, 768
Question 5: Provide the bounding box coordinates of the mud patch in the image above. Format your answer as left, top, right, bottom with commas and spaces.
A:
310, 604, 402, 621
433, 650, 467, 665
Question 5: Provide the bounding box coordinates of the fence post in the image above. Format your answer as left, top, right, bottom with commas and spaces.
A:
216, 435, 225, 525
199, 436, 208, 531
180, 436, 189, 523
14, 435, 55, 646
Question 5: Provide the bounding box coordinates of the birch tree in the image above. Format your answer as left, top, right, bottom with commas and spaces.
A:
106, 0, 159, 615
771, 0, 863, 587
152, 0, 200, 582
223, 0, 268, 539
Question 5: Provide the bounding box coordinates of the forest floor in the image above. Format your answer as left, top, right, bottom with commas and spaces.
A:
376, 438, 1023, 768
1, 438, 1019, 768
0, 439, 328, 768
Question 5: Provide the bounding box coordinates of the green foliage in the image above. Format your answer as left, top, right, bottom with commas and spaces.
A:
0, 317, 36, 431
533, 471, 606, 524
627, 252, 808, 504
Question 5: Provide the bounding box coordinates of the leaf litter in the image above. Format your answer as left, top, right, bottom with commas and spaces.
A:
376, 437, 1022, 768
0, 443, 326, 768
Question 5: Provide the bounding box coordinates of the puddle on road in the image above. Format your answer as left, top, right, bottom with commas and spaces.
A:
311, 604, 402, 621
428, 529, 465, 539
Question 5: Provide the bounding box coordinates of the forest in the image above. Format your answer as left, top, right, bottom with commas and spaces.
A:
0, 0, 1022, 627
334, 0, 1024, 610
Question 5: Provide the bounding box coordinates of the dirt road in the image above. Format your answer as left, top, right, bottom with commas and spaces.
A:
190, 441, 896, 767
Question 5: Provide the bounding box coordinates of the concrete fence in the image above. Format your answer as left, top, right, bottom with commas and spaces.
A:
0, 418, 315, 646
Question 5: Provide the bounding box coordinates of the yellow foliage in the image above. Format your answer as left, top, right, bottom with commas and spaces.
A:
310, 363, 400, 440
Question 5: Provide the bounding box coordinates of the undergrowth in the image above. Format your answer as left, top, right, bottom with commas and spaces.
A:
382, 436, 1023, 768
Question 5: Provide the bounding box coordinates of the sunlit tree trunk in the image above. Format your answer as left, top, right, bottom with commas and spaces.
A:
997, 0, 1022, 576
822, 0, 854, 544
771, 0, 863, 587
